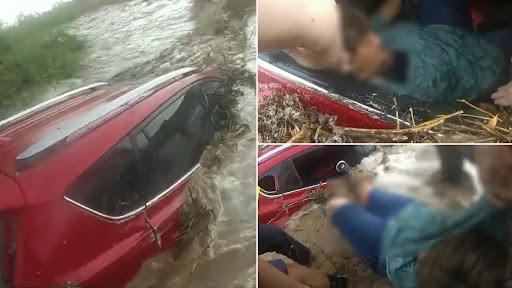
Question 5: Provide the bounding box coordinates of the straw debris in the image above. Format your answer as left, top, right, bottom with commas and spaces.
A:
258, 92, 512, 143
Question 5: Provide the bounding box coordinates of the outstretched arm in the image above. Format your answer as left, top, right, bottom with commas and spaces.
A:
258, 258, 307, 288
258, 0, 341, 52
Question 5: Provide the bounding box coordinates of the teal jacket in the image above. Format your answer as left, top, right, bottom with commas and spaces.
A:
381, 197, 508, 288
372, 16, 507, 104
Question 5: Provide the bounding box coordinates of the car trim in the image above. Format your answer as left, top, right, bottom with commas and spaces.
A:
258, 144, 292, 164
17, 67, 198, 164
258, 59, 411, 127
63, 164, 200, 221
259, 182, 325, 198
0, 83, 109, 129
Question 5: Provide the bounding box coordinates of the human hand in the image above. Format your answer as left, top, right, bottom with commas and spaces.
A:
491, 80, 512, 106
474, 146, 512, 208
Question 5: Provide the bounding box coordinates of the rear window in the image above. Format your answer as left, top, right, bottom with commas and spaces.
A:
65, 80, 220, 218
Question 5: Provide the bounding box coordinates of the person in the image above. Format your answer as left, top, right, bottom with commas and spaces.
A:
257, 0, 350, 72
259, 0, 510, 104
258, 223, 348, 288
491, 76, 512, 106
415, 232, 510, 287
325, 145, 512, 288
259, 223, 314, 266
258, 257, 309, 288
259, 256, 348, 288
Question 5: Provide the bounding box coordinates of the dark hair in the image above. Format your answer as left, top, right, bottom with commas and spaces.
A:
339, 0, 387, 15
416, 232, 511, 288
338, 5, 373, 53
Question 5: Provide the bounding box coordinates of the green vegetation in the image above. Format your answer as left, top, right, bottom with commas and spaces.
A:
0, 0, 128, 117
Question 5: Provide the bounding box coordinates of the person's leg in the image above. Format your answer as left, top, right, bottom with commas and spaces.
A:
437, 146, 465, 184
416, 0, 473, 30
258, 223, 314, 266
364, 187, 416, 221
329, 199, 387, 276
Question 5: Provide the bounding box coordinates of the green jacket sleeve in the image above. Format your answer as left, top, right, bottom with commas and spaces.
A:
382, 197, 500, 258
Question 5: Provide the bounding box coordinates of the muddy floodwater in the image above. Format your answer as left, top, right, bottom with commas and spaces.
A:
16, 0, 256, 286
264, 146, 483, 288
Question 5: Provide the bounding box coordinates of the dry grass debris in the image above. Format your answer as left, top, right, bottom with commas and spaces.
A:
258, 93, 512, 143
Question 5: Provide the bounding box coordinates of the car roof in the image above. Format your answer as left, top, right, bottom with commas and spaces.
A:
0, 67, 198, 176
258, 144, 315, 165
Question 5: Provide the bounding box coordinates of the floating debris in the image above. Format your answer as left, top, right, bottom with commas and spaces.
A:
258, 92, 512, 143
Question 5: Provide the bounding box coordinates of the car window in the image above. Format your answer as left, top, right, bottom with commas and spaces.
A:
280, 160, 303, 193
258, 164, 281, 194
143, 96, 184, 139
259, 176, 276, 192
290, 146, 372, 188
65, 80, 223, 218
65, 137, 142, 217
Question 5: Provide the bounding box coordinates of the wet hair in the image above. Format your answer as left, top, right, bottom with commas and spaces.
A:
416, 232, 511, 288
338, 0, 387, 15
337, 5, 373, 53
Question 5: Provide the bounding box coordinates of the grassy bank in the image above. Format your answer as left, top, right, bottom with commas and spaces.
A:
0, 0, 129, 118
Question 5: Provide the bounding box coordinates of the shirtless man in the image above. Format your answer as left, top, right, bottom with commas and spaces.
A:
259, 0, 509, 104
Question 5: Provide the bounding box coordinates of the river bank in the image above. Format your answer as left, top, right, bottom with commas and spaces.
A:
0, 0, 133, 119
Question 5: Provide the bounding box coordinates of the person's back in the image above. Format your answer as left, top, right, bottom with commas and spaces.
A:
378, 23, 508, 104
416, 232, 510, 288
382, 196, 508, 288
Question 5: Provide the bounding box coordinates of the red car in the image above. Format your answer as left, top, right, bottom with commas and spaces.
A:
258, 51, 461, 128
258, 144, 374, 227
0, 67, 228, 288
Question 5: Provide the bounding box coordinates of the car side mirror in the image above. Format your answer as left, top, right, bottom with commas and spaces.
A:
336, 160, 351, 174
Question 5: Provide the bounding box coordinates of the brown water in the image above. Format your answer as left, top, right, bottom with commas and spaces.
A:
11, 0, 257, 286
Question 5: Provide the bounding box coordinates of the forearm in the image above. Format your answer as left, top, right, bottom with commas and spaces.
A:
258, 258, 306, 288
258, 0, 339, 52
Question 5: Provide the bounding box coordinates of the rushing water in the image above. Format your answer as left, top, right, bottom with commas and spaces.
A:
33, 0, 256, 286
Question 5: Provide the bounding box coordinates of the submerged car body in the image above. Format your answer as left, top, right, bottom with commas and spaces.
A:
258, 144, 373, 227
0, 67, 228, 288
258, 51, 458, 129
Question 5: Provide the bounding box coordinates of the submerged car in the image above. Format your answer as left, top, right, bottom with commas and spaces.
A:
258, 53, 457, 130
0, 67, 228, 288
258, 144, 374, 227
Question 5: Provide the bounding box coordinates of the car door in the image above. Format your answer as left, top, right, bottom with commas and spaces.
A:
134, 79, 222, 252
15, 137, 157, 288
258, 164, 285, 224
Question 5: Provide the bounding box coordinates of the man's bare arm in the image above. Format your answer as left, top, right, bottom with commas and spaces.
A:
258, 258, 307, 288
258, 0, 341, 53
